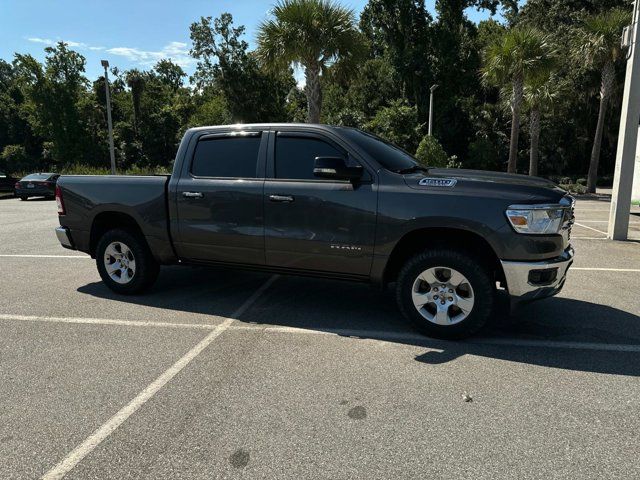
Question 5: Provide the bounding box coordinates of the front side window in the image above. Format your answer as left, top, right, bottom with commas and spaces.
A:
191, 136, 261, 178
275, 136, 345, 180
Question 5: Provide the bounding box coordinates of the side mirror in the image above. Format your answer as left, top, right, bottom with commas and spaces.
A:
313, 156, 363, 181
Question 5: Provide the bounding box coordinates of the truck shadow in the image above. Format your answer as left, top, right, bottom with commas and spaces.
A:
77, 266, 640, 377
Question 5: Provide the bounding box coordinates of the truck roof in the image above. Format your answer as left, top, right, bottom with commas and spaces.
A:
186, 123, 349, 134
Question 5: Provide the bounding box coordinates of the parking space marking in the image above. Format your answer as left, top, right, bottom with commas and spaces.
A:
0, 254, 89, 259
230, 325, 640, 352
0, 314, 218, 330
40, 275, 278, 480
574, 222, 608, 235
572, 267, 640, 272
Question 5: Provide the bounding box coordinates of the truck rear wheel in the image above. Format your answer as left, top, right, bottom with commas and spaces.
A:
396, 248, 495, 339
96, 229, 159, 295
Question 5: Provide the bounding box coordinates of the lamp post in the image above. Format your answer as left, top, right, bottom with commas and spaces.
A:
101, 60, 116, 175
428, 84, 439, 136
608, 0, 640, 240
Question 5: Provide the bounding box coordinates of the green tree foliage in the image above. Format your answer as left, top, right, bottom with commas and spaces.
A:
14, 43, 95, 166
257, 0, 365, 123
482, 27, 556, 174
365, 100, 422, 152
415, 135, 449, 167
191, 13, 294, 123
571, 8, 630, 192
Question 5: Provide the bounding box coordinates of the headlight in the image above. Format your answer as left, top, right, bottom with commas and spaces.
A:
506, 206, 567, 234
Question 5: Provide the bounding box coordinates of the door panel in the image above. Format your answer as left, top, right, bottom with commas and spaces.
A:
174, 132, 266, 265
264, 131, 377, 276
264, 180, 377, 275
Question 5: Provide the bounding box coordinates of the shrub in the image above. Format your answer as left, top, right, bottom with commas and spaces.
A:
1, 145, 31, 174
364, 100, 422, 152
576, 178, 587, 186
559, 183, 587, 194
415, 135, 450, 168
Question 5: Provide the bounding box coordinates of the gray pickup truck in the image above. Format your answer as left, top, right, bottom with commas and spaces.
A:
55, 124, 574, 339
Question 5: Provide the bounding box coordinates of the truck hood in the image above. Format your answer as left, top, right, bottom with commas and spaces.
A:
427, 168, 558, 188
403, 168, 567, 204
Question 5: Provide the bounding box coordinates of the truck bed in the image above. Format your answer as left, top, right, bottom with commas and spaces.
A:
57, 175, 175, 262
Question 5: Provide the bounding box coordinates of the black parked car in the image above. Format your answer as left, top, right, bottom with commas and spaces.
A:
15, 173, 60, 200
0, 172, 18, 193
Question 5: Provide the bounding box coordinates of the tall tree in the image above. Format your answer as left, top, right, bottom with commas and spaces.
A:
125, 69, 145, 136
13, 42, 90, 165
257, 0, 364, 123
523, 73, 561, 176
360, 0, 433, 121
482, 27, 555, 173
190, 13, 294, 122
154, 59, 186, 91
571, 8, 630, 193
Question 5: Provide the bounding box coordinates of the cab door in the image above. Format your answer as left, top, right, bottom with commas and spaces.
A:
174, 131, 267, 265
263, 131, 377, 276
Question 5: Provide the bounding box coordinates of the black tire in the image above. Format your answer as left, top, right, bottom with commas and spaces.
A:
396, 248, 495, 340
95, 229, 159, 295
20, 195, 28, 201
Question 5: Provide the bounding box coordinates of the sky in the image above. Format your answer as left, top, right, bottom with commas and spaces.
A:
0, 0, 505, 81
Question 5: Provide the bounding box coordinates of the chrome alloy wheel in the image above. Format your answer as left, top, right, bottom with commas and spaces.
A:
104, 241, 136, 284
411, 267, 475, 326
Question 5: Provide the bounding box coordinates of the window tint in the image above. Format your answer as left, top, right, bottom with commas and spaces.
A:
337, 128, 417, 172
275, 136, 345, 180
23, 173, 53, 181
192, 136, 261, 178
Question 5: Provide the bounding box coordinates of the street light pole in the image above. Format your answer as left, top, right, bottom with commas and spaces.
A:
608, 0, 640, 240
428, 84, 439, 136
101, 60, 116, 175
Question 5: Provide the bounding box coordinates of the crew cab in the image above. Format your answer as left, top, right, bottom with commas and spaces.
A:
55, 124, 574, 339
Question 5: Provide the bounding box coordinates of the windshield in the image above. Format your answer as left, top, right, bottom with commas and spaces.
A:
337, 128, 418, 172
22, 173, 53, 181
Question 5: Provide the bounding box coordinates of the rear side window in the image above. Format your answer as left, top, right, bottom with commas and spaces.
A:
192, 136, 261, 178
275, 136, 344, 180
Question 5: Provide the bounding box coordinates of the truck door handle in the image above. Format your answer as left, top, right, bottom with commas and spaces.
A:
269, 194, 294, 203
182, 191, 204, 199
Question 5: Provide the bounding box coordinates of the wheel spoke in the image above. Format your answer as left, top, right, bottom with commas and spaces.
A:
419, 269, 439, 285
456, 294, 474, 314
412, 291, 431, 308
448, 270, 466, 287
104, 244, 119, 258
433, 306, 450, 325
106, 261, 120, 274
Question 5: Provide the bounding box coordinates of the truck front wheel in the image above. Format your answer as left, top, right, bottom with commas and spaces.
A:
396, 248, 495, 339
96, 229, 159, 295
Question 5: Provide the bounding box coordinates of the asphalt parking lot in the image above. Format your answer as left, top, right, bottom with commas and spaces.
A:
1, 195, 639, 479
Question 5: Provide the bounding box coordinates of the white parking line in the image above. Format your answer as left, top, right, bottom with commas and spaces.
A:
232, 325, 640, 352
40, 274, 278, 480
572, 267, 640, 272
0, 254, 89, 258
574, 222, 607, 235
0, 314, 217, 330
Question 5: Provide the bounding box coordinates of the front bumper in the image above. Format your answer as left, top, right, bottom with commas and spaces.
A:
501, 247, 574, 304
55, 226, 75, 249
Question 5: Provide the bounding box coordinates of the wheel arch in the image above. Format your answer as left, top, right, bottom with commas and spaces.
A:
90, 211, 146, 258
382, 227, 505, 287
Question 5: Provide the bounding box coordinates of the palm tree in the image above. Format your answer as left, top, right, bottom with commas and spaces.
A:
257, 0, 364, 123
482, 27, 555, 174
125, 69, 145, 136
523, 73, 561, 177
572, 8, 630, 193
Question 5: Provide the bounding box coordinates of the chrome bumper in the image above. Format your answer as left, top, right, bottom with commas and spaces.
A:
55, 226, 74, 249
501, 247, 574, 302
